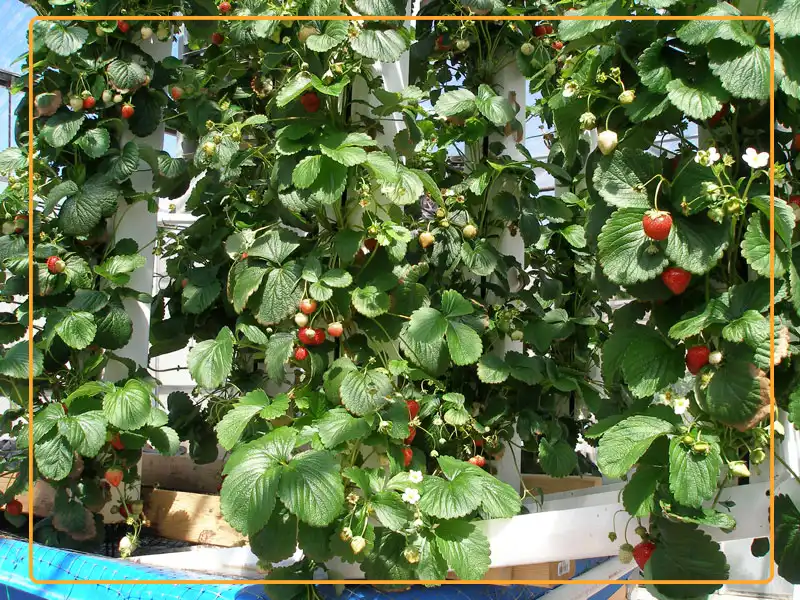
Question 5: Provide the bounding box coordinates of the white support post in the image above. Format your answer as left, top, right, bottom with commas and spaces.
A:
489, 63, 526, 492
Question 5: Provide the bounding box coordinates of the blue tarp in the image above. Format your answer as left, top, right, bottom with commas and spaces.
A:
0, 537, 619, 600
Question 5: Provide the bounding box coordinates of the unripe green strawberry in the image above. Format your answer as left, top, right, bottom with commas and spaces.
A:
618, 543, 634, 564
521, 42, 535, 55
618, 90, 635, 104
728, 461, 750, 478
751, 448, 766, 464
597, 130, 618, 155
350, 536, 367, 554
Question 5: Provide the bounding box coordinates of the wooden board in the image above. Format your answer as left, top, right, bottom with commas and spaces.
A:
522, 474, 602, 496
0, 474, 54, 517
141, 452, 224, 494
141, 487, 245, 547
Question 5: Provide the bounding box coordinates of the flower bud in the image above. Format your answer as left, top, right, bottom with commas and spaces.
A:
403, 547, 421, 563
579, 111, 596, 130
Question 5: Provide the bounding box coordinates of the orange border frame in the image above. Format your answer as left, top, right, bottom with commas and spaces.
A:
25, 13, 777, 587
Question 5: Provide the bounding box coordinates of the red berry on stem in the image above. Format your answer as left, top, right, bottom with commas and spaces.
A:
633, 541, 656, 570
300, 92, 320, 113
121, 103, 135, 119
5, 499, 23, 516
404, 427, 416, 445
686, 345, 710, 375
551, 40, 563, 50
543, 24, 553, 34
406, 399, 420, 420
402, 447, 413, 467
294, 347, 309, 361
327, 322, 343, 338
211, 32, 224, 45
299, 298, 317, 315
299, 327, 317, 345
46, 256, 66, 274
534, 24, 547, 37
105, 468, 124, 488
219, 0, 232, 12
117, 20, 130, 33
468, 455, 486, 467
170, 86, 183, 100
661, 267, 691, 295
110, 433, 125, 451
642, 210, 672, 241
313, 328, 326, 345
82, 96, 96, 110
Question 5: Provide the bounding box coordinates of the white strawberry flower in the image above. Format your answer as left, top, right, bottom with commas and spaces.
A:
742, 147, 769, 169
694, 147, 720, 166
409, 470, 424, 484
672, 396, 690, 415
402, 488, 421, 505
562, 81, 578, 98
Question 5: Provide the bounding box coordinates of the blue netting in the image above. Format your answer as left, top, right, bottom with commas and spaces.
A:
0, 536, 618, 600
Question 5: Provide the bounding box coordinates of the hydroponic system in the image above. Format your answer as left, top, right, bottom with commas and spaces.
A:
0, 0, 799, 598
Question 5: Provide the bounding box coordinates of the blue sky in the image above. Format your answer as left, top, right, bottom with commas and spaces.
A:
0, 0, 35, 151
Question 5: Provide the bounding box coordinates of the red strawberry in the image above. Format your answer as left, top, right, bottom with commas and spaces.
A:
46, 256, 66, 274
533, 24, 547, 37
294, 346, 308, 361
299, 327, 317, 345
219, 0, 232, 12
551, 40, 563, 50
789, 195, 800, 206
434, 35, 451, 51
661, 267, 691, 295
82, 96, 96, 110
13, 214, 28, 234
468, 455, 486, 467
406, 399, 420, 420
633, 541, 656, 569
211, 32, 224, 45
61, 402, 68, 414
117, 20, 130, 33
170, 86, 183, 100
402, 447, 413, 467
105, 468, 124, 488
642, 210, 672, 241
793, 133, 800, 152
686, 345, 710, 375
313, 328, 326, 345
5, 499, 23, 516
544, 24, 553, 34
327, 322, 343, 338
300, 92, 320, 113
708, 103, 729, 128
299, 298, 317, 315
404, 427, 416, 445
110, 433, 124, 451
363, 238, 378, 253
121, 103, 134, 119
118, 502, 131, 518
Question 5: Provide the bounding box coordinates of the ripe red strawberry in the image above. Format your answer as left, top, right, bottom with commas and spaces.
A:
118, 502, 131, 518
313, 328, 326, 345
790, 195, 800, 206
299, 327, 317, 345
110, 433, 124, 451
533, 24, 547, 37
121, 103, 134, 119
82, 96, 96, 110
661, 267, 691, 295
468, 455, 486, 467
327, 322, 343, 338
633, 541, 656, 569
642, 210, 672, 241
294, 346, 309, 361
793, 133, 800, 152
218, 0, 232, 12
117, 20, 130, 33
105, 468, 124, 487
211, 32, 224, 45
299, 298, 317, 315
46, 255, 66, 274
686, 345, 710, 375
708, 103, 729, 127
544, 24, 553, 34
404, 427, 416, 445
13, 214, 28, 234
406, 399, 420, 420
402, 447, 413, 467
551, 40, 563, 50
300, 92, 320, 113
170, 86, 183, 100
434, 35, 451, 51
5, 499, 23, 516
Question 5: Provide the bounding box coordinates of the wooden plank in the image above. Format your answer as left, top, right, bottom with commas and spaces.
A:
0, 474, 55, 517
609, 586, 628, 600
141, 452, 224, 494
522, 474, 602, 496
141, 487, 245, 547
511, 560, 575, 586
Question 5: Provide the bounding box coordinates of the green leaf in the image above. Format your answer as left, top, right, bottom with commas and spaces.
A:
623, 464, 663, 517
649, 519, 728, 597
76, 128, 110, 158
407, 308, 447, 344
598, 208, 669, 285
710, 44, 771, 100
593, 149, 660, 209
232, 267, 267, 313
249, 230, 300, 265
665, 215, 728, 275
597, 416, 675, 478
41, 111, 85, 148
350, 29, 408, 62
94, 305, 132, 350
775, 494, 800, 583
292, 155, 322, 189
477, 354, 509, 384
0, 147, 26, 175
446, 322, 482, 366
278, 450, 344, 526
702, 346, 768, 426
620, 327, 684, 398
434, 520, 491, 581
477, 473, 521, 519
538, 438, 578, 478
58, 411, 106, 457
68, 290, 109, 313
102, 379, 152, 430
216, 404, 265, 451
58, 176, 119, 236
560, 224, 587, 248
722, 310, 769, 347
109, 141, 140, 181
106, 58, 149, 91
265, 332, 294, 381
475, 84, 515, 126
45, 23, 87, 56
321, 269, 352, 288
351, 286, 390, 318
187, 327, 234, 389
460, 240, 497, 277
742, 214, 784, 278
625, 90, 672, 123
276, 73, 313, 107
35, 435, 73, 481
557, 0, 617, 41
306, 20, 348, 52
638, 39, 671, 93
340, 369, 392, 415
320, 145, 367, 167
676, 3, 753, 46
371, 491, 412, 531
766, 0, 800, 38
669, 437, 721, 508
505, 352, 544, 385
434, 89, 477, 117
419, 456, 484, 519
380, 166, 424, 206
95, 254, 147, 286
147, 426, 180, 455
665, 78, 726, 121
55, 311, 96, 349
316, 408, 371, 448
257, 263, 303, 325
750, 195, 795, 247
250, 511, 299, 564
